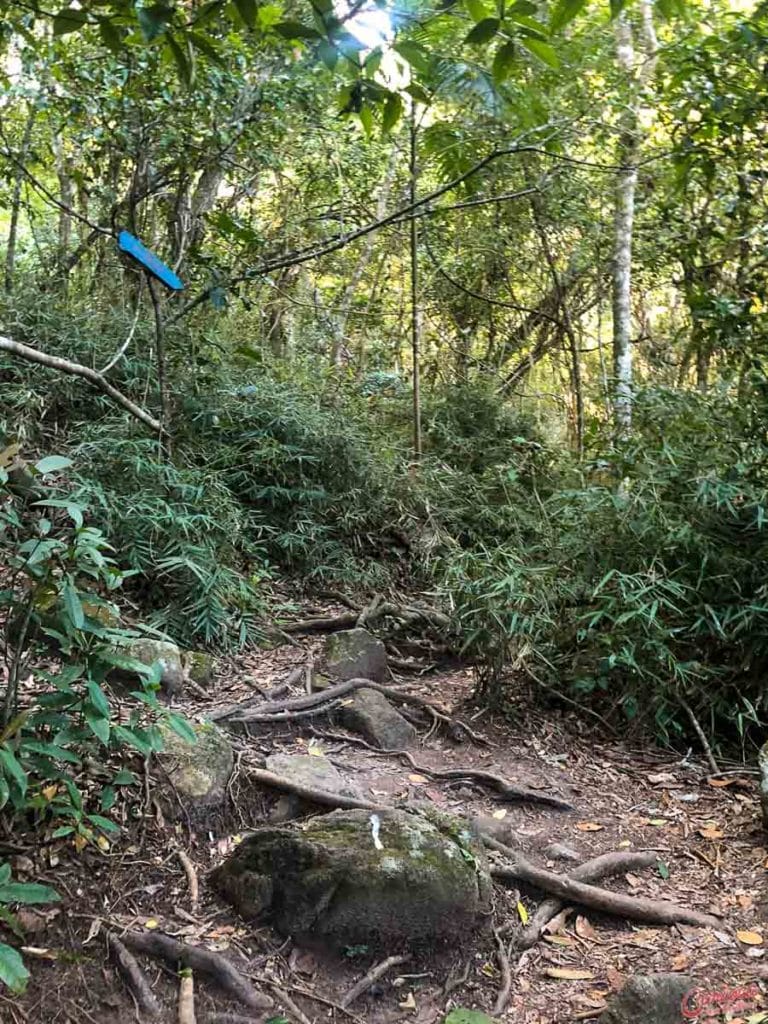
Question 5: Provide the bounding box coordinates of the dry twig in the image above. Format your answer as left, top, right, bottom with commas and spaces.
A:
176, 849, 199, 913
341, 954, 409, 1008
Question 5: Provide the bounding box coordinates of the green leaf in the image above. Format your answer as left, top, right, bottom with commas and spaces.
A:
492, 40, 516, 82
382, 93, 403, 133
113, 725, 154, 756
112, 770, 137, 785
137, 3, 173, 42
166, 713, 197, 744
98, 17, 122, 52
0, 747, 27, 799
52, 9, 87, 36
274, 20, 321, 39
358, 104, 373, 137
392, 41, 431, 74
0, 866, 10, 886
51, 826, 75, 838
464, 17, 500, 43
233, 0, 257, 28
85, 711, 110, 745
609, 0, 628, 15
100, 786, 116, 811
0, 779, 10, 812
465, 0, 491, 20
20, 741, 80, 764
0, 883, 59, 905
444, 1010, 497, 1024
550, 0, 588, 30
657, 859, 670, 879
166, 34, 194, 88
63, 579, 84, 631
0, 942, 29, 993
519, 35, 559, 66
405, 83, 431, 104
86, 681, 110, 719
318, 40, 338, 69
87, 813, 119, 833
33, 455, 72, 475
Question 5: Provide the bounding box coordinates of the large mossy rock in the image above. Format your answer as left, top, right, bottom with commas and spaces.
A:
338, 687, 417, 749
602, 974, 695, 1024
158, 720, 233, 816
323, 628, 388, 682
210, 808, 491, 949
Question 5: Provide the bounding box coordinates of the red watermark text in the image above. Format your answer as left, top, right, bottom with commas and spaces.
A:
681, 983, 760, 1020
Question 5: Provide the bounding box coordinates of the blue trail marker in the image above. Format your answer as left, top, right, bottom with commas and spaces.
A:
117, 231, 184, 292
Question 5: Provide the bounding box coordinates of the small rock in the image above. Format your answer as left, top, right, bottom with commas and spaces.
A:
323, 628, 388, 682
602, 974, 695, 1024
114, 638, 184, 697
264, 753, 363, 821
182, 650, 215, 688
338, 687, 417, 749
542, 842, 582, 862
158, 720, 233, 817
210, 807, 491, 950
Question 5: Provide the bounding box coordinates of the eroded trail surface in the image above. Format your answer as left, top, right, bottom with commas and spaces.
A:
10, 628, 768, 1024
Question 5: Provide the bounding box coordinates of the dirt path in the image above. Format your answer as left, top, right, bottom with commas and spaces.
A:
9, 633, 768, 1024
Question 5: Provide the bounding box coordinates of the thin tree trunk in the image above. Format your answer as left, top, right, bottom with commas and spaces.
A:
147, 277, 172, 454
409, 107, 422, 460
4, 108, 34, 293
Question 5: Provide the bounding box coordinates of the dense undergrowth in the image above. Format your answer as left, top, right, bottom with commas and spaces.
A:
3, 289, 768, 755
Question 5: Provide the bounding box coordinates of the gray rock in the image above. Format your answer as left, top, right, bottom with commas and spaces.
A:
759, 740, 768, 830
264, 753, 363, 821
602, 974, 695, 1024
115, 638, 184, 696
323, 628, 388, 682
158, 720, 233, 816
183, 650, 215, 688
211, 807, 491, 950
338, 687, 417, 749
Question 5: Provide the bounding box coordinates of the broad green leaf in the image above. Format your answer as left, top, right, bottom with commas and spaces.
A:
87, 813, 119, 833
100, 786, 116, 811
0, 780, 9, 812
0, 865, 10, 886
492, 40, 516, 82
0, 942, 29, 993
318, 40, 338, 69
406, 83, 431, 104
358, 104, 373, 137
550, 0, 588, 31
21, 741, 80, 764
137, 3, 173, 42
465, 0, 491, 20
52, 9, 87, 36
0, 748, 27, 798
113, 725, 154, 756
85, 711, 110, 745
382, 94, 403, 133
464, 17, 500, 44
63, 579, 84, 631
0, 883, 59, 905
166, 714, 197, 744
33, 455, 72, 475
51, 826, 75, 838
112, 770, 137, 785
519, 35, 559, 66
274, 21, 321, 39
234, 0, 257, 28
166, 34, 194, 89
86, 681, 110, 719
392, 41, 431, 74
98, 17, 122, 52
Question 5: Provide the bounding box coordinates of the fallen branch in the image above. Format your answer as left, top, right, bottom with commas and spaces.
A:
679, 695, 719, 775
0, 335, 164, 435
485, 836, 719, 929
177, 849, 199, 913
225, 698, 343, 725
493, 928, 512, 1016
341, 954, 410, 1008
178, 968, 196, 1024
309, 727, 571, 810
265, 983, 312, 1024
106, 932, 162, 1019
118, 930, 273, 1011
500, 849, 660, 942
205, 1016, 263, 1024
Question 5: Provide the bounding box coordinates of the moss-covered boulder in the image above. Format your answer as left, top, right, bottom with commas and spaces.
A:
323, 628, 388, 682
602, 974, 695, 1024
338, 687, 417, 749
210, 808, 491, 949
183, 650, 216, 688
115, 638, 184, 696
158, 720, 233, 816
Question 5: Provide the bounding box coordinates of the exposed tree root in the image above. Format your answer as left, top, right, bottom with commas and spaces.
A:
118, 930, 273, 1012
493, 928, 513, 1015
176, 848, 199, 913
244, 766, 389, 812
485, 836, 720, 930
277, 601, 450, 635
106, 931, 162, 1019
309, 726, 572, 809
265, 982, 312, 1024
499, 849, 660, 942
341, 954, 410, 1008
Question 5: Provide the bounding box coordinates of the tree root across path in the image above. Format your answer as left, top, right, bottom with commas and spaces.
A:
277, 601, 451, 635
309, 725, 573, 810
485, 835, 721, 930
106, 932, 162, 1018
117, 930, 273, 1012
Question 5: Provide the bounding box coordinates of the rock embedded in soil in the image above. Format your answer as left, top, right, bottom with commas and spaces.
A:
323, 627, 388, 682
158, 720, 233, 816
338, 687, 417, 749
182, 650, 215, 688
210, 807, 492, 950
602, 973, 695, 1024
113, 637, 185, 696
264, 752, 364, 820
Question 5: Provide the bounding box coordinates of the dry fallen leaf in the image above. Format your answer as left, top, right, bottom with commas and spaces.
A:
698, 827, 725, 840
398, 991, 417, 1011
670, 953, 690, 971
543, 967, 595, 981
575, 916, 599, 942
145, 919, 159, 930
492, 809, 507, 820
737, 931, 764, 946
575, 822, 604, 832
517, 901, 529, 924
648, 772, 677, 784
707, 776, 738, 787
739, 894, 755, 910
408, 774, 428, 784
544, 934, 573, 947
41, 784, 58, 802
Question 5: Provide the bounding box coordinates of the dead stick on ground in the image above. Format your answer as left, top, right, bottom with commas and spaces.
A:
118, 930, 273, 1011
493, 928, 513, 1015
499, 850, 660, 942
484, 836, 720, 929
678, 695, 719, 774
178, 968, 196, 1024
106, 932, 162, 1019
266, 983, 312, 1024
341, 954, 410, 1008
205, 1016, 263, 1024
245, 767, 388, 812
177, 849, 199, 913
309, 726, 571, 809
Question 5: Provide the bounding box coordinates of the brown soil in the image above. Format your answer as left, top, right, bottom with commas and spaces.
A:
4, 630, 768, 1024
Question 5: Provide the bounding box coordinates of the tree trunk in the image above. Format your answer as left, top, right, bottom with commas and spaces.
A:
4, 108, 35, 293
409, 107, 422, 460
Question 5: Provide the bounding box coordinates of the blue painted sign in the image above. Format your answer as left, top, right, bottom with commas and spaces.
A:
117, 231, 184, 292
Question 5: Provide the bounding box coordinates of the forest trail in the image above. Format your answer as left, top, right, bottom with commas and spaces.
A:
10, 612, 768, 1024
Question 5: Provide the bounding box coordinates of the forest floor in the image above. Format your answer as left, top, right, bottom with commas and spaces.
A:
7, 620, 768, 1024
